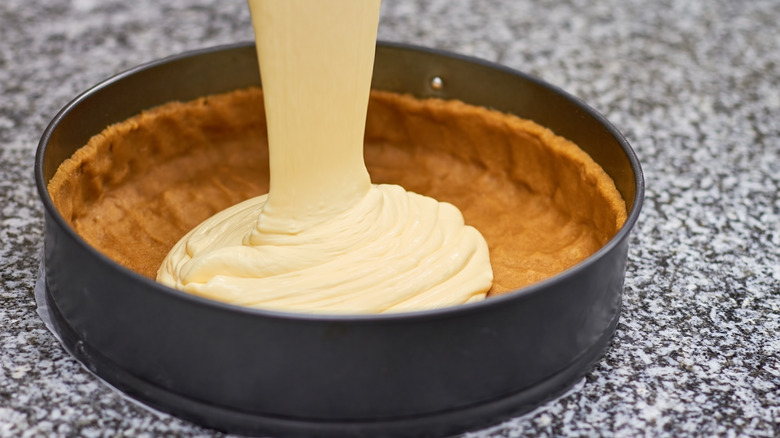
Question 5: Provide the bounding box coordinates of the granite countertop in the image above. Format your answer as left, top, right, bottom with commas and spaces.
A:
1, 0, 779, 436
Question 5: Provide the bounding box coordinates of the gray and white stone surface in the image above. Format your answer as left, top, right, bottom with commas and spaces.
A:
1, 0, 779, 436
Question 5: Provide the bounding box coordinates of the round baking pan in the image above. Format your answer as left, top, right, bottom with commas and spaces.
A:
35, 42, 644, 437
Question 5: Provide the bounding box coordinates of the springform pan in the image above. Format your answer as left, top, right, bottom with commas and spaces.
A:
35, 41, 644, 437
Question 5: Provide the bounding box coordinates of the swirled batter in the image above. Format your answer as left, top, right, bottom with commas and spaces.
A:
157, 185, 490, 313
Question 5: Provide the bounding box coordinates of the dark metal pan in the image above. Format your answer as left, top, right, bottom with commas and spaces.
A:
35, 41, 644, 437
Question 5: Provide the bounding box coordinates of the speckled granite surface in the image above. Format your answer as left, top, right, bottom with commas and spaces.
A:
1, 0, 779, 436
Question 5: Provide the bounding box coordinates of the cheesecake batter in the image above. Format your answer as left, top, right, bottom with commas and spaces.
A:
156, 0, 493, 313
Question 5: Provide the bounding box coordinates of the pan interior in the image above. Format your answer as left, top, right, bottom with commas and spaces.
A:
46, 86, 626, 298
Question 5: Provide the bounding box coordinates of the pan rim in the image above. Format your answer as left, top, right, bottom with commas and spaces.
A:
34, 40, 644, 323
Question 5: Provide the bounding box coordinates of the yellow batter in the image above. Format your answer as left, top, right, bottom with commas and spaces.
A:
156, 0, 493, 313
